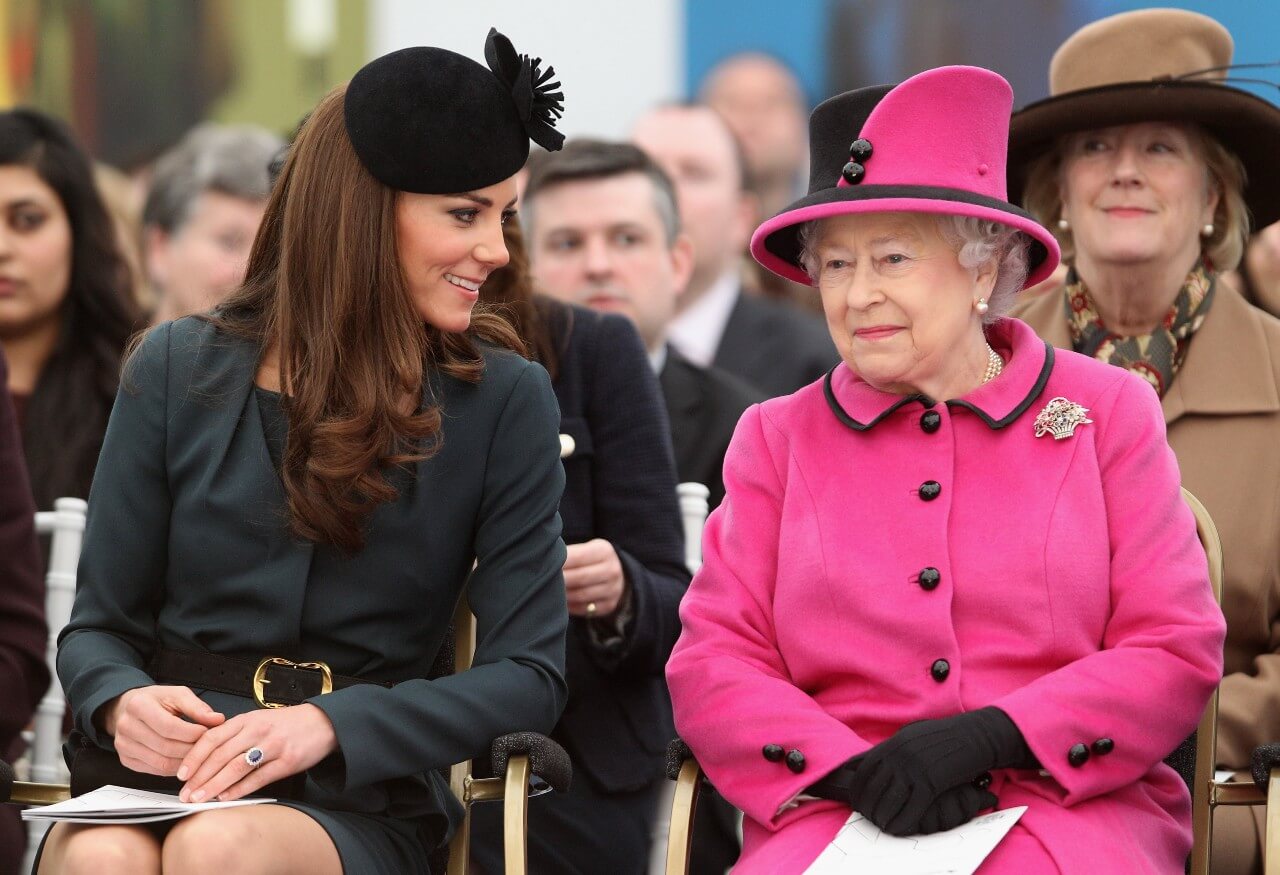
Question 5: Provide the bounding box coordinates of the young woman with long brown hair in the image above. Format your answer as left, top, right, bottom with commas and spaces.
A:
39, 31, 570, 875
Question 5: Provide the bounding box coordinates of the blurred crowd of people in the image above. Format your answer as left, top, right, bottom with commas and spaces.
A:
3, 7, 1280, 875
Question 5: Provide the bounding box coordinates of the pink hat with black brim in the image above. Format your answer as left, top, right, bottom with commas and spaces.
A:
751, 65, 1060, 290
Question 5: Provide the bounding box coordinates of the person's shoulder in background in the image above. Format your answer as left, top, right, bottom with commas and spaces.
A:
716, 289, 839, 397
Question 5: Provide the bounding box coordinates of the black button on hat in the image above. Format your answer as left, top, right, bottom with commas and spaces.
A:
918, 568, 941, 591
1068, 743, 1091, 767
930, 659, 950, 682
785, 750, 806, 773
919, 481, 942, 501
344, 29, 565, 195
849, 138, 873, 162
1092, 738, 1115, 756
762, 744, 785, 762
841, 161, 866, 185
920, 410, 942, 433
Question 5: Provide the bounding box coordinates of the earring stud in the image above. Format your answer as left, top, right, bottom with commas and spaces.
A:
975, 297, 990, 315
1202, 223, 1215, 238
1056, 218, 1070, 231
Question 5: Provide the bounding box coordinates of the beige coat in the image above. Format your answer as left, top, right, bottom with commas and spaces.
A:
1016, 281, 1280, 769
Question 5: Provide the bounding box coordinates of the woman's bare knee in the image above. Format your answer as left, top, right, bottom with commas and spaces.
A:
163, 812, 261, 874
162, 806, 340, 875
37, 822, 162, 875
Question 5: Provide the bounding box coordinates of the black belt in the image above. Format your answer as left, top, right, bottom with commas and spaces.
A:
149, 648, 392, 709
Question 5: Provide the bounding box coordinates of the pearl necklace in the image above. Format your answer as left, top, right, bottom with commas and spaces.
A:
982, 344, 1004, 384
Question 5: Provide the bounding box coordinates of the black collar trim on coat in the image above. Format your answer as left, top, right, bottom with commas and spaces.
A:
823, 342, 1055, 432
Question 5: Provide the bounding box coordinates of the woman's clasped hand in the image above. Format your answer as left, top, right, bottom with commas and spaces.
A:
102, 685, 340, 803
174, 702, 338, 803
841, 707, 1034, 836
101, 686, 225, 777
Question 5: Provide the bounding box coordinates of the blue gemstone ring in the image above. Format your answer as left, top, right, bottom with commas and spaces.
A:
244, 747, 266, 768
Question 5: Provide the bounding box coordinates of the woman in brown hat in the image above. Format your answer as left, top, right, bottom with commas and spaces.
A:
1009, 10, 1280, 873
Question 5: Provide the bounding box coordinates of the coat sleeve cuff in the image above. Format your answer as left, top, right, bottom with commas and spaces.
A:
582, 548, 650, 671
69, 665, 156, 748
747, 735, 868, 830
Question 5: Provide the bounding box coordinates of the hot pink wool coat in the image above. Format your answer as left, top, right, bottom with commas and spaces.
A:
666, 317, 1226, 873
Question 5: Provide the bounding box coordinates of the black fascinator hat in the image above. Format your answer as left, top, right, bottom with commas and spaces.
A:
344, 28, 565, 194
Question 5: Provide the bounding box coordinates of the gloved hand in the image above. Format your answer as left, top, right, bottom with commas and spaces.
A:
913, 782, 998, 835
846, 707, 1034, 836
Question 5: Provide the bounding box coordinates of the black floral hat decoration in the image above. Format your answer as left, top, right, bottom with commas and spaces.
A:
484, 28, 565, 152
343, 27, 566, 195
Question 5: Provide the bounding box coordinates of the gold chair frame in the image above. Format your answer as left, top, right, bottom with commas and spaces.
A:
445, 596, 538, 875
1183, 490, 1280, 875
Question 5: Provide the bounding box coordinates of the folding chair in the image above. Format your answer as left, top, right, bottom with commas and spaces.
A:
441, 595, 572, 875
677, 482, 710, 575
1183, 488, 1223, 875
1208, 744, 1280, 875
18, 498, 88, 872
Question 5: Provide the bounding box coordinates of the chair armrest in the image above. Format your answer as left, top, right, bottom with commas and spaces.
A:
666, 737, 719, 791
489, 732, 572, 794
1252, 743, 1280, 792
664, 739, 706, 875
1, 759, 71, 806
666, 737, 695, 782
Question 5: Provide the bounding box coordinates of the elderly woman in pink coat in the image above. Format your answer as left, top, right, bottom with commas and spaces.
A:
665, 66, 1226, 873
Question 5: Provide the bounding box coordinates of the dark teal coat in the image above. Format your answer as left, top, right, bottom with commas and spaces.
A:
57, 316, 569, 843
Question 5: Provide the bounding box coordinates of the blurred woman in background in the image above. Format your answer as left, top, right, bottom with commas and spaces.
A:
0, 109, 140, 512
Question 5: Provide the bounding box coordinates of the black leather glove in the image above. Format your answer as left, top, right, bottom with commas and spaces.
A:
914, 782, 998, 835
846, 707, 1035, 836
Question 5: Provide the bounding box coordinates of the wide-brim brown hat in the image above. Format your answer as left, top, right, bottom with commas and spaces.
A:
1008, 8, 1280, 229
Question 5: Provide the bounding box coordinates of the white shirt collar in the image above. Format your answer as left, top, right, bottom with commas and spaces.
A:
648, 343, 668, 375
666, 270, 741, 368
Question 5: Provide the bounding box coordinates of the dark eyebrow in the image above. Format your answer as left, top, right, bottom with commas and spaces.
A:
454, 193, 519, 210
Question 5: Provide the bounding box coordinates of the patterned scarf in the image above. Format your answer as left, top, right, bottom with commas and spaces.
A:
1064, 261, 1216, 397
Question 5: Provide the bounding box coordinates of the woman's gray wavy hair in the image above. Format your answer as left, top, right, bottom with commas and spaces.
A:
796, 215, 1031, 324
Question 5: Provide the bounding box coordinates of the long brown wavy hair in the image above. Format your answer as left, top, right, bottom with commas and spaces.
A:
479, 219, 562, 380
206, 85, 524, 551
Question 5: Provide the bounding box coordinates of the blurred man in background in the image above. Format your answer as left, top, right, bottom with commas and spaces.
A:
633, 104, 836, 398
524, 137, 757, 874
525, 139, 761, 511
142, 123, 282, 322
698, 53, 809, 222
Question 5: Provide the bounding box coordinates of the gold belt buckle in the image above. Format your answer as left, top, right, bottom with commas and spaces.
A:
252, 657, 334, 709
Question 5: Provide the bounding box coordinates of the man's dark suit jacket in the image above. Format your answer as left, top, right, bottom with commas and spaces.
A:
545, 302, 691, 793
659, 346, 763, 510
57, 317, 569, 846
712, 290, 839, 398
0, 350, 48, 875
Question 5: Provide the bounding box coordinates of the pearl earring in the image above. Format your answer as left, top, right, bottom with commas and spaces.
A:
1202, 223, 1215, 238
975, 297, 990, 315
1057, 217, 1070, 231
